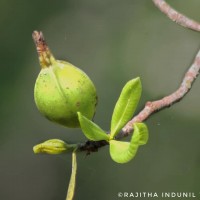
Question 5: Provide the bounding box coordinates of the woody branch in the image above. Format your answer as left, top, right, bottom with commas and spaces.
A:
122, 49, 200, 135
79, 0, 200, 152
152, 0, 200, 32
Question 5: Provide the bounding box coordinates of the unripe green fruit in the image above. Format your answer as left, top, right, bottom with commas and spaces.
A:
33, 31, 97, 128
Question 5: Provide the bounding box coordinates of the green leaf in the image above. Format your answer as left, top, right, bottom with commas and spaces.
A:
109, 122, 148, 163
78, 112, 109, 141
132, 123, 149, 145
110, 78, 142, 138
110, 140, 138, 164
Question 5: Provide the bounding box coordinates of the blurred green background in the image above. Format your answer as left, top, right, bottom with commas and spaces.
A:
1, 0, 200, 199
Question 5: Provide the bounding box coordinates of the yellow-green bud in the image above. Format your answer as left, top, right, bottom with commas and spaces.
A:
32, 31, 97, 128
33, 139, 76, 154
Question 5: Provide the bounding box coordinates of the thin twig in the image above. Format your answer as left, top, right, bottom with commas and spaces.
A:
79, 47, 200, 152
122, 49, 200, 135
78, 1, 200, 152
152, 0, 200, 32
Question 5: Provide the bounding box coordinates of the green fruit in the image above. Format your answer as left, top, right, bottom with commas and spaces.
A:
32, 31, 97, 128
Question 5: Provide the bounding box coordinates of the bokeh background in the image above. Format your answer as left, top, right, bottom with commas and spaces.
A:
1, 0, 200, 199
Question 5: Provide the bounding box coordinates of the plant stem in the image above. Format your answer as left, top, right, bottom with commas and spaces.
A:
152, 0, 200, 32
122, 49, 200, 135
66, 151, 77, 200
120, 0, 200, 135
77, 1, 200, 152
78, 47, 200, 149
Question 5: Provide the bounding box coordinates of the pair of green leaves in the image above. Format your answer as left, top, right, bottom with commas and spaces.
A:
78, 77, 149, 164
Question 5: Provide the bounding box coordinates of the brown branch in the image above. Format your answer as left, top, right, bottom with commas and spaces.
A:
79, 47, 200, 153
122, 49, 200, 135
78, 0, 200, 153
152, 0, 200, 32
